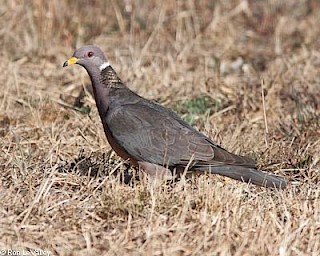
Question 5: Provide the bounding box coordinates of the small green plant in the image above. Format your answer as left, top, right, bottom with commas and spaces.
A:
173, 95, 226, 126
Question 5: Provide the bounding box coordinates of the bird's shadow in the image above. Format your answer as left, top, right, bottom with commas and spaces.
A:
57, 149, 140, 186
56, 149, 190, 190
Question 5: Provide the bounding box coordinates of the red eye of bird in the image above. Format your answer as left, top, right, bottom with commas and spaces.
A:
87, 51, 94, 58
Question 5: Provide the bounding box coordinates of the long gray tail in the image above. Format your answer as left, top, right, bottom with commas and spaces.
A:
196, 166, 288, 189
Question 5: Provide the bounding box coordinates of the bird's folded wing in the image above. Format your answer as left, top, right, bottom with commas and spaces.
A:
106, 102, 255, 168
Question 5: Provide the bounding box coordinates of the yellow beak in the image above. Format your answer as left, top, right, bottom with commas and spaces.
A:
63, 57, 78, 67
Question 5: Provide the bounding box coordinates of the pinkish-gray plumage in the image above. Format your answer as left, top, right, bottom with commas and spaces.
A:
63, 45, 287, 189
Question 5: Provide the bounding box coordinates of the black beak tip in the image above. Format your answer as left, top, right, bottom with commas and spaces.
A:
63, 61, 68, 68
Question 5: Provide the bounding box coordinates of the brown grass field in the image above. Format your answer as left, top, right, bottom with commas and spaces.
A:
0, 0, 319, 255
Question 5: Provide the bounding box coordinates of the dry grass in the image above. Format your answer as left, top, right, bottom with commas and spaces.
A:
0, 0, 320, 255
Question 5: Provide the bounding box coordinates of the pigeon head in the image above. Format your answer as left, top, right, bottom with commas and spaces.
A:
64, 45, 124, 90
63, 45, 110, 73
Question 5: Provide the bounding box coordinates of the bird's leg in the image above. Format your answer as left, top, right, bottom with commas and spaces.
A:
137, 161, 173, 180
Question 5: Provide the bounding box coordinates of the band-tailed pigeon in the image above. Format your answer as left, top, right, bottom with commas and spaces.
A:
63, 45, 287, 189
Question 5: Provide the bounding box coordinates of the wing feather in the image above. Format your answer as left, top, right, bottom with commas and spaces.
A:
106, 101, 255, 169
